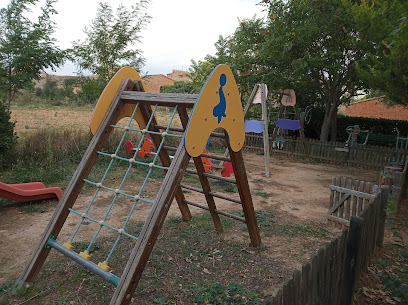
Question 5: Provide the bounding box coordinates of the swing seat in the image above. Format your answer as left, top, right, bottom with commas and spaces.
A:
276, 118, 301, 131
244, 120, 264, 133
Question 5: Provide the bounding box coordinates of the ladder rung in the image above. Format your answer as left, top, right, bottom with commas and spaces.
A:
156, 125, 185, 133
162, 145, 178, 151
183, 199, 246, 223
200, 152, 231, 162
180, 184, 241, 205
185, 169, 236, 184
46, 239, 120, 286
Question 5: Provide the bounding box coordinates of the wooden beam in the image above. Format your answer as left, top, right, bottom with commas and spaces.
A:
121, 92, 198, 107
260, 84, 271, 177
227, 133, 261, 247
329, 185, 376, 200
327, 215, 350, 226
327, 193, 351, 215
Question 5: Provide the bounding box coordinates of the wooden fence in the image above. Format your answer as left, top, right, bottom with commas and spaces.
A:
390, 160, 408, 209
244, 134, 408, 170
264, 182, 389, 305
327, 177, 377, 227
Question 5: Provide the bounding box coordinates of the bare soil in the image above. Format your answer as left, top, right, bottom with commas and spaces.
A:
0, 153, 378, 283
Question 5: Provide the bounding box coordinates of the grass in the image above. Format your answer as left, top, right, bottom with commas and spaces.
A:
234, 210, 330, 240
253, 179, 267, 184
22, 204, 48, 214
210, 180, 238, 193
0, 208, 332, 304
254, 191, 274, 198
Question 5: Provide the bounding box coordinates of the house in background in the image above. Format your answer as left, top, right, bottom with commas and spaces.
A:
144, 70, 190, 93
143, 74, 174, 93
35, 69, 191, 94
345, 97, 408, 121
166, 70, 190, 82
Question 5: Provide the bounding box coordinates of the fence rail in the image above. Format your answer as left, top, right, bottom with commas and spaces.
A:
244, 134, 408, 170
264, 180, 389, 305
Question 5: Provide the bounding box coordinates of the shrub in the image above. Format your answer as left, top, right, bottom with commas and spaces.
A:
336, 115, 408, 142
76, 77, 107, 105
160, 81, 199, 94
0, 102, 17, 170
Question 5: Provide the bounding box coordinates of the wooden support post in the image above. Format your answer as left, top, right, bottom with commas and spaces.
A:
138, 103, 192, 222
243, 84, 259, 117
377, 186, 390, 247
342, 216, 363, 305
392, 171, 402, 209
295, 104, 309, 159
15, 79, 135, 289
260, 84, 271, 177
227, 133, 261, 247
110, 140, 191, 305
271, 106, 284, 142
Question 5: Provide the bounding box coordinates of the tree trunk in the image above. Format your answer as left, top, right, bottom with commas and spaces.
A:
320, 102, 338, 142
330, 112, 337, 142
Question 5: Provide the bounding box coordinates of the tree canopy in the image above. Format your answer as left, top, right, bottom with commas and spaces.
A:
189, 0, 368, 141
346, 0, 408, 106
70, 1, 150, 82
0, 0, 65, 110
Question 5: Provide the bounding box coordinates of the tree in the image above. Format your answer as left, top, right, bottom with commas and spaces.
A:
71, 1, 150, 82
0, 101, 17, 169
260, 0, 366, 142
0, 0, 65, 110
346, 0, 408, 106
188, 35, 232, 91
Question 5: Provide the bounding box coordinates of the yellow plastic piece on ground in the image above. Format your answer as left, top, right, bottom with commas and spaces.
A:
184, 64, 245, 157
97, 261, 111, 272
90, 66, 148, 136
62, 241, 74, 251
78, 250, 91, 260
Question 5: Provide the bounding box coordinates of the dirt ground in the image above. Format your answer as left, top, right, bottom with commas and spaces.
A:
0, 152, 379, 285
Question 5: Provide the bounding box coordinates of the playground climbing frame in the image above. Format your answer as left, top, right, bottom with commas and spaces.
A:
16, 65, 261, 305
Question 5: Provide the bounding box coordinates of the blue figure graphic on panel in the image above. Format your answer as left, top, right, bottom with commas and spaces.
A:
213, 73, 227, 124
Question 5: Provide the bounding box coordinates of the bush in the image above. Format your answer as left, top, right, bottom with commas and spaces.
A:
35, 79, 66, 105
76, 77, 107, 105
0, 102, 17, 170
160, 81, 199, 94
336, 115, 408, 143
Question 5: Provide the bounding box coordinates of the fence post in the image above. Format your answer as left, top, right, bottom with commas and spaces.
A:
377, 186, 390, 247
342, 216, 363, 305
392, 171, 402, 210
400, 161, 408, 198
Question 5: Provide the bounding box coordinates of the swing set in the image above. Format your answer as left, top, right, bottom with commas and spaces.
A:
241, 84, 310, 177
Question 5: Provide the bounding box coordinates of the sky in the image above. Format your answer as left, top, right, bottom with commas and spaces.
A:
17, 0, 267, 76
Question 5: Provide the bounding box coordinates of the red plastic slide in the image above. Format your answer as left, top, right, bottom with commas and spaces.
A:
0, 182, 63, 202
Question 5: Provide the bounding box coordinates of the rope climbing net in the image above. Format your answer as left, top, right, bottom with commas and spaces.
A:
63, 103, 183, 270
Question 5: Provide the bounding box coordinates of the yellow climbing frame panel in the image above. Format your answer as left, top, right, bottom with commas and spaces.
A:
184, 64, 245, 157
90, 66, 148, 135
